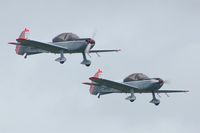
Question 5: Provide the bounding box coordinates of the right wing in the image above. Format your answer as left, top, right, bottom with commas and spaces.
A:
17, 39, 69, 53
89, 49, 120, 53
89, 77, 139, 93
154, 90, 189, 93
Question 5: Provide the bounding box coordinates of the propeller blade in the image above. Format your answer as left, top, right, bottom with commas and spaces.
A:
164, 80, 171, 84
92, 29, 97, 39
85, 43, 92, 57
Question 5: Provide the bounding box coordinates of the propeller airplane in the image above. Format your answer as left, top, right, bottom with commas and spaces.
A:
83, 69, 189, 106
9, 28, 120, 66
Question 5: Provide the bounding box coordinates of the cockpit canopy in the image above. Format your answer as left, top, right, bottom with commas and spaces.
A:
123, 73, 149, 82
52, 33, 79, 42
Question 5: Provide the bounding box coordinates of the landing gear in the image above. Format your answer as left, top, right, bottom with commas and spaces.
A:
98, 94, 101, 99
150, 92, 160, 106
81, 52, 91, 67
126, 89, 136, 102
130, 99, 135, 102
24, 53, 28, 59
55, 51, 66, 64
59, 61, 65, 64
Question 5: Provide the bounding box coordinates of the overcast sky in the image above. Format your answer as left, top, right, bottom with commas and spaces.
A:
0, 0, 199, 133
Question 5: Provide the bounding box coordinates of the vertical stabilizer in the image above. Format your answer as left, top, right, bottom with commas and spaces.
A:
16, 28, 30, 55
89, 69, 102, 94
18, 28, 30, 40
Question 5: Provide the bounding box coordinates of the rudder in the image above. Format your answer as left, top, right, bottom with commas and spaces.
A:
16, 28, 30, 55
89, 69, 102, 95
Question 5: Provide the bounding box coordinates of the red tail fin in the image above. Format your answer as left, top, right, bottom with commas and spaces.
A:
89, 69, 102, 94
18, 28, 30, 40
93, 69, 102, 78
15, 28, 30, 55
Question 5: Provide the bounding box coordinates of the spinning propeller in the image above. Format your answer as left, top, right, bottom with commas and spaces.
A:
85, 30, 96, 57
85, 38, 95, 57
151, 78, 170, 85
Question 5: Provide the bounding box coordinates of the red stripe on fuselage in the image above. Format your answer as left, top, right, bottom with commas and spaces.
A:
89, 85, 95, 94
15, 38, 27, 55
89, 69, 102, 94
15, 45, 21, 55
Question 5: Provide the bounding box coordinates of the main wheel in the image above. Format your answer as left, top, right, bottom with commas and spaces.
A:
60, 61, 65, 64
130, 100, 135, 102
85, 63, 91, 67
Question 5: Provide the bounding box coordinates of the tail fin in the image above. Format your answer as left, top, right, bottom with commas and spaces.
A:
18, 28, 30, 40
89, 69, 102, 94
15, 28, 30, 55
93, 69, 102, 78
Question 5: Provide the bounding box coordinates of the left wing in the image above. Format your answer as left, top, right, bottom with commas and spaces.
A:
89, 77, 139, 93
17, 39, 69, 53
89, 49, 120, 53
155, 90, 189, 93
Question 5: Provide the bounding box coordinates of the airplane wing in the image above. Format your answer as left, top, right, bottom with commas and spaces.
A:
154, 90, 189, 93
17, 39, 69, 53
89, 49, 120, 53
89, 77, 139, 93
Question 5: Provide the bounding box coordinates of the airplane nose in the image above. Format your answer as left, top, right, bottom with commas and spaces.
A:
87, 38, 95, 45
90, 39, 95, 45
158, 78, 164, 85
153, 78, 164, 85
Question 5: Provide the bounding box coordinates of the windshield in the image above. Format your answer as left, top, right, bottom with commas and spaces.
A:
52, 33, 79, 42
123, 73, 149, 82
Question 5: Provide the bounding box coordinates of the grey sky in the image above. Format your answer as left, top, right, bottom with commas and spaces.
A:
0, 0, 199, 133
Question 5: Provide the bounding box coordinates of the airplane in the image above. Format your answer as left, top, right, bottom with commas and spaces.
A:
83, 69, 189, 106
9, 28, 120, 66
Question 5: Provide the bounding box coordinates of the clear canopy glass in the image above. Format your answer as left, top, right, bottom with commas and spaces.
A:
52, 33, 79, 42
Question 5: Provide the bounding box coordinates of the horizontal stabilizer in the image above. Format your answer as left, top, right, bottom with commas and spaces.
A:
8, 42, 19, 45
82, 82, 100, 86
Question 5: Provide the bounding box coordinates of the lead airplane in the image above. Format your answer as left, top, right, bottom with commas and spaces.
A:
9, 28, 120, 66
83, 69, 188, 106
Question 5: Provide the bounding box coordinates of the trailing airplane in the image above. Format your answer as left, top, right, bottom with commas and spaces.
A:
83, 69, 189, 106
9, 28, 120, 66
